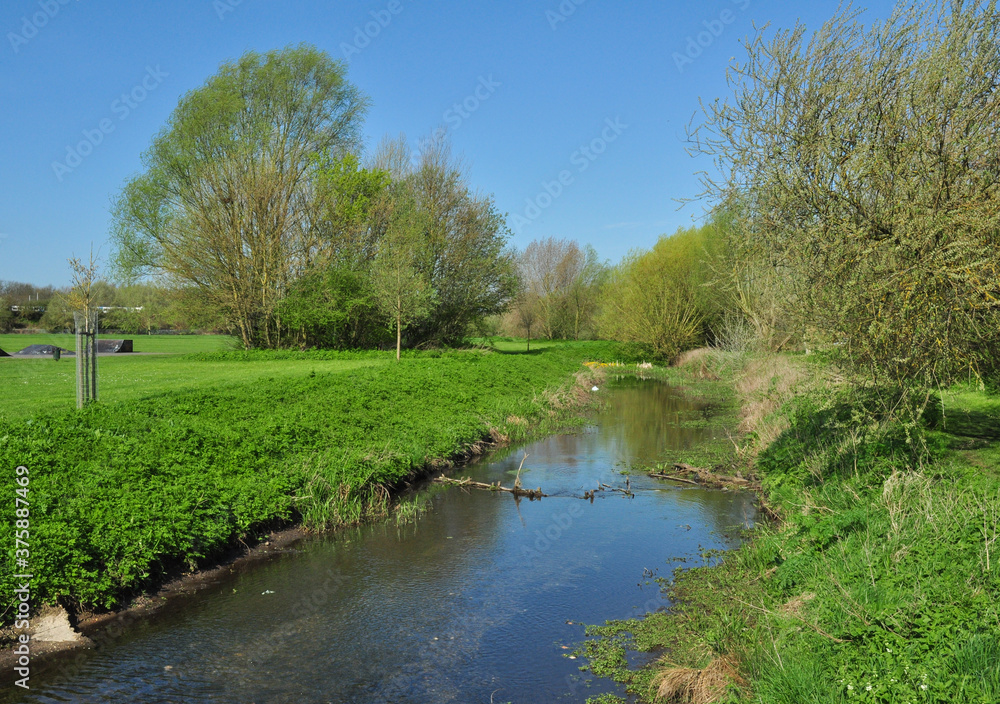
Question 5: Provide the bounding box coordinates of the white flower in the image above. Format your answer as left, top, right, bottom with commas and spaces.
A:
847, 684, 853, 691
920, 684, 928, 691
866, 685, 873, 691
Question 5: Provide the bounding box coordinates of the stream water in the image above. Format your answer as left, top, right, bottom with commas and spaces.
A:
7, 378, 756, 704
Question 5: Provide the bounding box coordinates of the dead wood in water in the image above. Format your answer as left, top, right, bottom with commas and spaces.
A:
433, 475, 547, 499
649, 463, 756, 490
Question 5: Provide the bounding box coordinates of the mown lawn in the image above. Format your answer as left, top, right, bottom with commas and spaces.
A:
0, 353, 388, 420
0, 333, 233, 355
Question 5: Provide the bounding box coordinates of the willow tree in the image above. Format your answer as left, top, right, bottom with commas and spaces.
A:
110, 44, 368, 348
690, 1, 1000, 385
599, 228, 713, 361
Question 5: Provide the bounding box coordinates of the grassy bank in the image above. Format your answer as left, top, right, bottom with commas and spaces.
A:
580, 351, 1000, 703
0, 342, 613, 626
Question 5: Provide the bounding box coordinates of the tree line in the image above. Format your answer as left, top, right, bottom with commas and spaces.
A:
110, 45, 516, 355
515, 0, 1000, 390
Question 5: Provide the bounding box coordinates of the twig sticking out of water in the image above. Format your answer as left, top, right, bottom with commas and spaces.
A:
514, 452, 527, 492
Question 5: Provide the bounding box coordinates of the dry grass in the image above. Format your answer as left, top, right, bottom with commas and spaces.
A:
673, 347, 719, 379
653, 655, 746, 703
780, 591, 816, 618
733, 354, 808, 452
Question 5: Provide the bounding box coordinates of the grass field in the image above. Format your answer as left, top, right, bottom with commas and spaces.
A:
0, 337, 607, 419
0, 341, 614, 624
1, 334, 245, 420
0, 332, 234, 355
1, 354, 388, 420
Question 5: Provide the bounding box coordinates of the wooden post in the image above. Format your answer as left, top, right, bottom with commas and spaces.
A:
75, 313, 85, 409
74, 311, 99, 408
90, 311, 98, 402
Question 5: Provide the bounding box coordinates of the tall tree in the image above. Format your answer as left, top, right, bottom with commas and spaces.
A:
406, 141, 518, 345
110, 44, 368, 348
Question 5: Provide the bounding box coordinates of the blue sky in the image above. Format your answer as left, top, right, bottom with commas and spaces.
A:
0, 0, 899, 286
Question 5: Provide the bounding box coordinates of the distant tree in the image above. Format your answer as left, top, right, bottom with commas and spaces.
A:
110, 44, 368, 349
518, 238, 606, 340
104, 284, 170, 334
565, 245, 607, 340
511, 291, 540, 350
0, 295, 13, 333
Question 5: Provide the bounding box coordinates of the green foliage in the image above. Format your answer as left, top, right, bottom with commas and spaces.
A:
0, 297, 13, 333
313, 153, 391, 267
276, 265, 385, 349
598, 223, 725, 361
370, 185, 435, 359
404, 142, 519, 346
110, 44, 368, 348
0, 343, 608, 622
694, 1, 1000, 385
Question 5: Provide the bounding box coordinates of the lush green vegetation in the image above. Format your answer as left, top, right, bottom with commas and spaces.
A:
578, 352, 1000, 703
0, 342, 611, 626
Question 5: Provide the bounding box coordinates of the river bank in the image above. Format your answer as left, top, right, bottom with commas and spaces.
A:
0, 344, 615, 657
580, 349, 1000, 703
2, 370, 753, 703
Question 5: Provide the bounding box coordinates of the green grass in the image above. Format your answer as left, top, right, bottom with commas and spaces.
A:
0, 332, 233, 355
470, 337, 598, 353
0, 354, 387, 420
578, 360, 1000, 703
0, 343, 610, 624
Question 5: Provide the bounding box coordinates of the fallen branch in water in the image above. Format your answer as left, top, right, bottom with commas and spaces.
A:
649, 463, 755, 490
434, 475, 546, 499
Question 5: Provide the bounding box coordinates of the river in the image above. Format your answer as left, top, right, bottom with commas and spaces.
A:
8, 377, 755, 704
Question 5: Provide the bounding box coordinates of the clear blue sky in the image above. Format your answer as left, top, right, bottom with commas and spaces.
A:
0, 0, 898, 287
